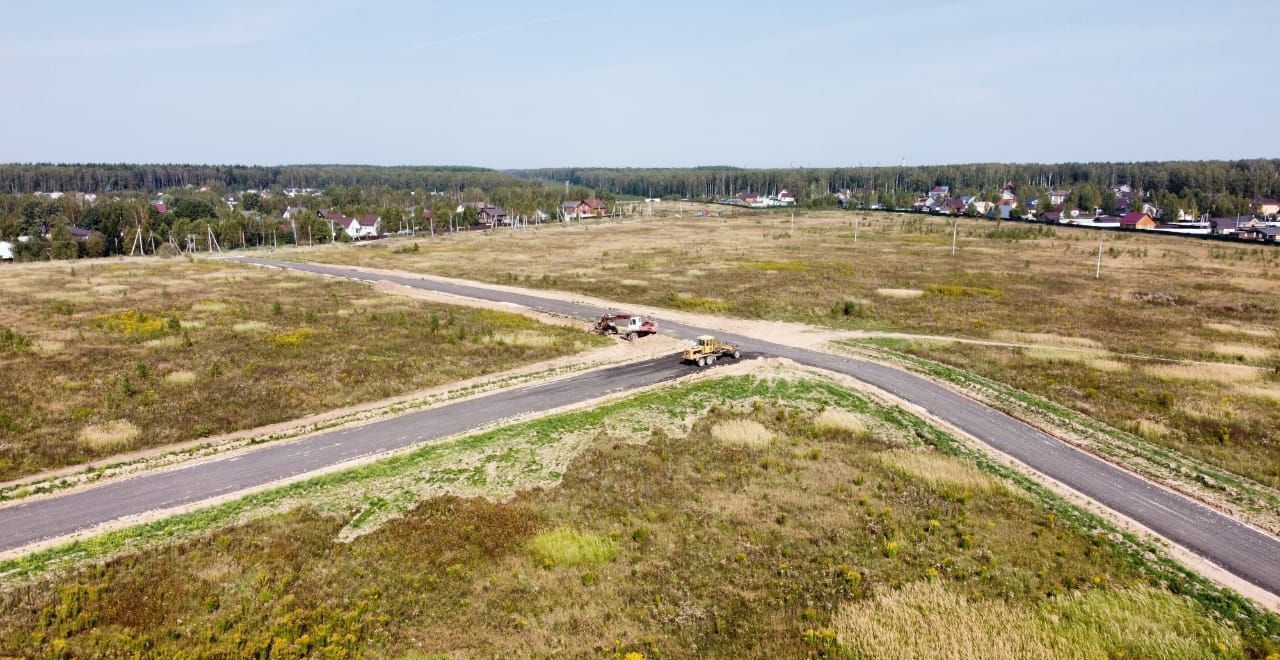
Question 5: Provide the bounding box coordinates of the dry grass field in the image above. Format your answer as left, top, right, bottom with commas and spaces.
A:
0, 259, 605, 480
292, 211, 1280, 491
4, 375, 1266, 657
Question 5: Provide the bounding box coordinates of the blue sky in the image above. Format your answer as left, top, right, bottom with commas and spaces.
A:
2, 0, 1277, 168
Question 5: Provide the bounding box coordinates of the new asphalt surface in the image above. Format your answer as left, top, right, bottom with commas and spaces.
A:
3, 257, 1279, 601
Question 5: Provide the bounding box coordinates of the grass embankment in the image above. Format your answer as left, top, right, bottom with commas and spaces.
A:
0, 259, 606, 480
2, 374, 1274, 657
863, 336, 1280, 492
289, 210, 1280, 500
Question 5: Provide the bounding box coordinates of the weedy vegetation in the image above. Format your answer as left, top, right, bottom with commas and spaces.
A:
1, 375, 1275, 657
0, 260, 606, 480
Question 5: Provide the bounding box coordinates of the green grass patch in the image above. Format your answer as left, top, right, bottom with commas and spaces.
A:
527, 527, 618, 567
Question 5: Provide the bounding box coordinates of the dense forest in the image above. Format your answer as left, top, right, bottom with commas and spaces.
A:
3, 161, 1278, 203
510, 160, 1280, 204
0, 164, 524, 195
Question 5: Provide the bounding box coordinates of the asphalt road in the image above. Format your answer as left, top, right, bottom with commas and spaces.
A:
4, 257, 1279, 602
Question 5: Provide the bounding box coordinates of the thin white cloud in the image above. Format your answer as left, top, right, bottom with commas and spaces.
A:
408, 10, 594, 50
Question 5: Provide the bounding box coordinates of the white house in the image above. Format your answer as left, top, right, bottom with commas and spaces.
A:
326, 214, 382, 240
776, 189, 796, 204
0, 240, 13, 261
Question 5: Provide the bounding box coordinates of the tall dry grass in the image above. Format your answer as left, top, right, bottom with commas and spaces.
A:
710, 419, 774, 447
833, 581, 1240, 659
880, 450, 1008, 495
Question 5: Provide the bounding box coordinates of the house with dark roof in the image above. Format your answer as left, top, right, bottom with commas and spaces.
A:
324, 213, 381, 240
1250, 197, 1279, 218
928, 185, 950, 200
479, 205, 508, 225
1237, 226, 1280, 242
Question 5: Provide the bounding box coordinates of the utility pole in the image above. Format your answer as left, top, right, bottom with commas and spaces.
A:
1095, 234, 1103, 279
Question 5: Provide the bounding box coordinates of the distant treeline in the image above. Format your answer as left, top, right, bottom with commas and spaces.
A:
510, 160, 1280, 201
0, 164, 522, 194
4, 160, 1280, 205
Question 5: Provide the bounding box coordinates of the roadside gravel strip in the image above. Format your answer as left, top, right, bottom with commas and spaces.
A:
4, 256, 1280, 603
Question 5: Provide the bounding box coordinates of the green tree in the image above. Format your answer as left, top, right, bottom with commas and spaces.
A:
1100, 190, 1118, 215
48, 219, 78, 259
172, 198, 217, 221
461, 204, 479, 227
83, 232, 106, 258
1012, 204, 1028, 219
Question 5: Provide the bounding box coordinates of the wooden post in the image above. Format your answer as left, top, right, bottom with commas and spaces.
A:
951, 219, 958, 255
1095, 235, 1103, 279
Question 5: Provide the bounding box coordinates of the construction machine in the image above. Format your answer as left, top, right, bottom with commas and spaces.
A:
593, 313, 659, 340
681, 335, 741, 366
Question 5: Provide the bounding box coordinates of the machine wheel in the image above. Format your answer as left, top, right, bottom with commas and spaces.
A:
708, 355, 717, 365
732, 349, 741, 359
627, 332, 637, 341
697, 356, 706, 367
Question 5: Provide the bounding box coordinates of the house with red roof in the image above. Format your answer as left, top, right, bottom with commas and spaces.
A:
1118, 212, 1156, 230
562, 199, 606, 219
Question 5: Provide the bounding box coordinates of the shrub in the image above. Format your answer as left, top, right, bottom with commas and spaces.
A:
0, 327, 31, 353
833, 299, 867, 318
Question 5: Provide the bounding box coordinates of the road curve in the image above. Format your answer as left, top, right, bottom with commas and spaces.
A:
3, 257, 1279, 602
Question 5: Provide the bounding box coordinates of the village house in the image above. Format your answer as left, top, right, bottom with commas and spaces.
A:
928, 185, 950, 201
0, 240, 13, 261
1118, 211, 1157, 230
1048, 190, 1070, 206
562, 199, 607, 219
1236, 225, 1280, 242
479, 205, 508, 225
324, 213, 381, 240
1250, 196, 1280, 218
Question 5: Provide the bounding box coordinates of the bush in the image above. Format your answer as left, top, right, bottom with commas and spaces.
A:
833, 299, 867, 318
0, 327, 31, 353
